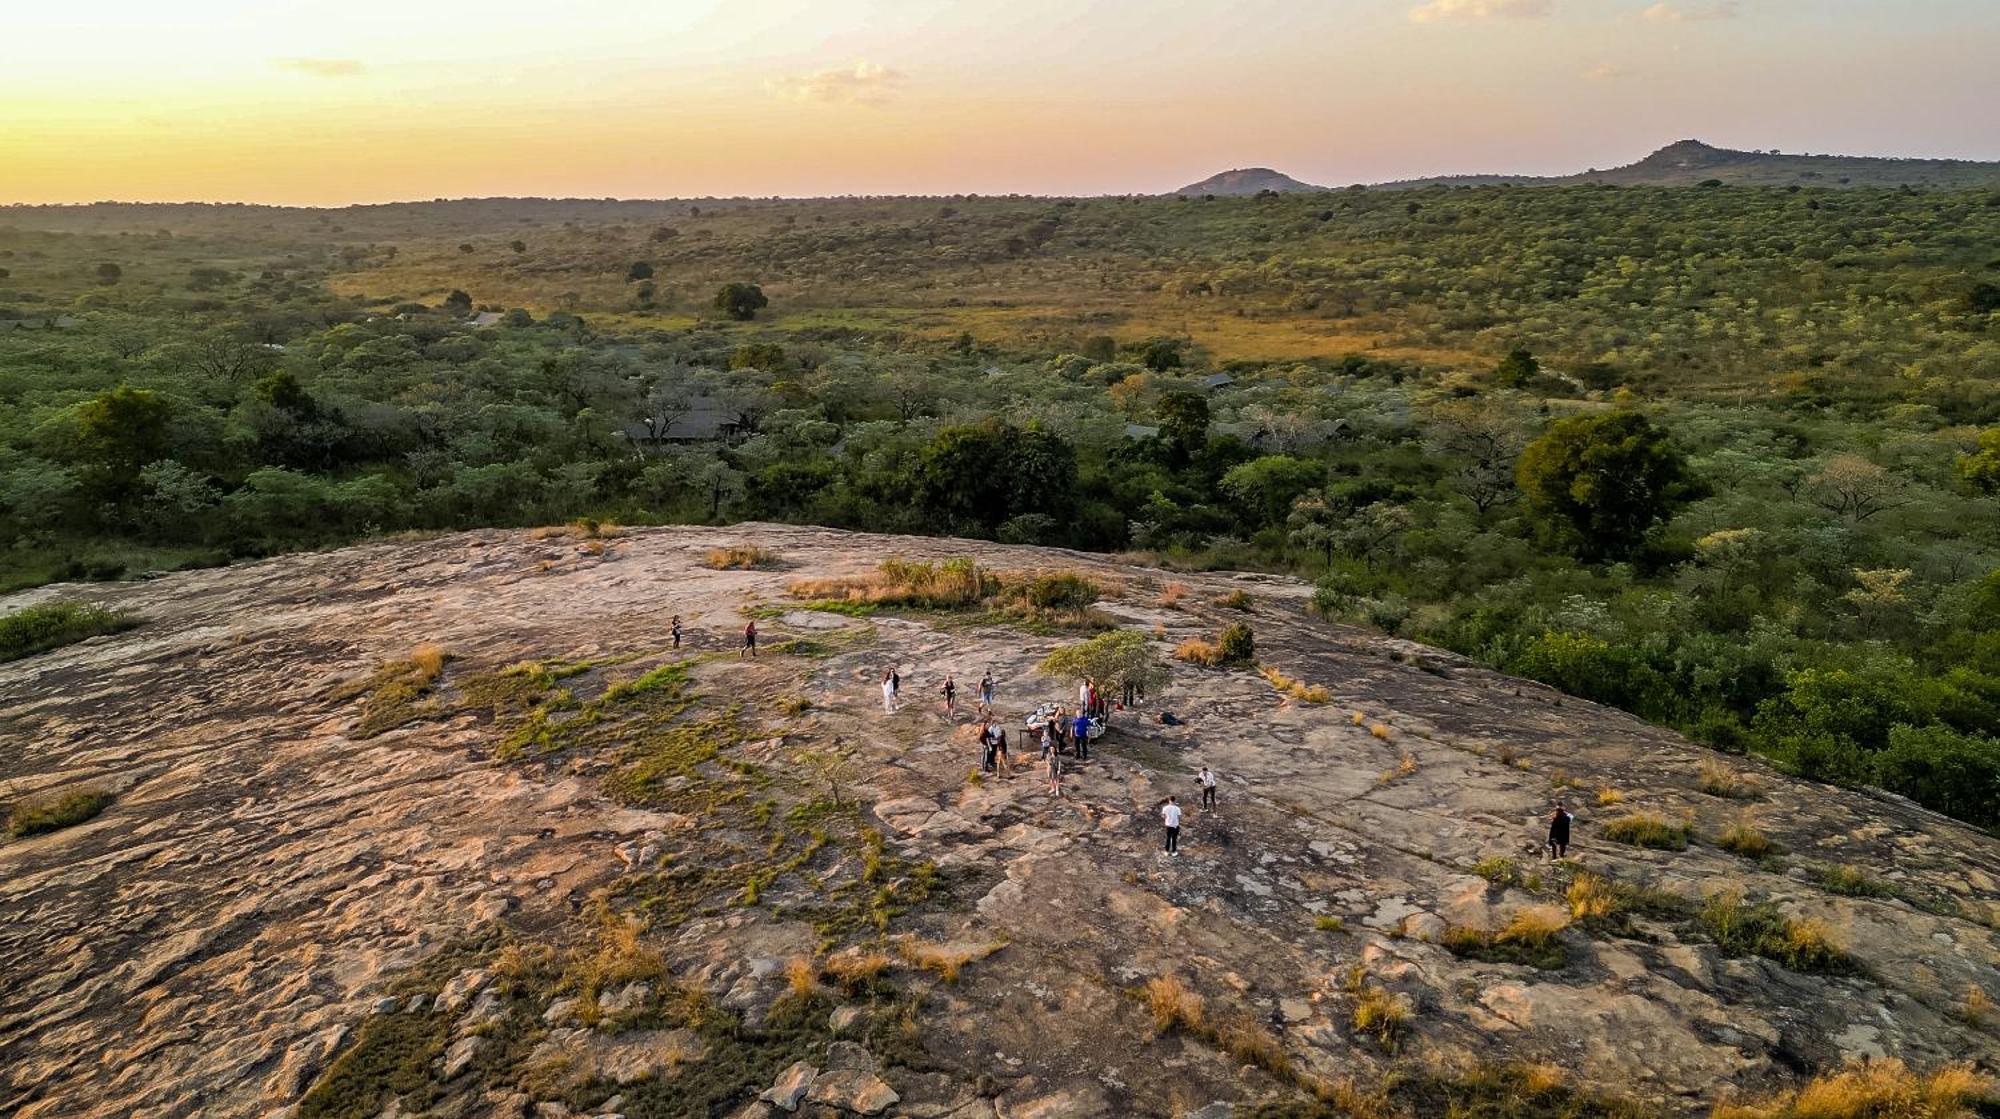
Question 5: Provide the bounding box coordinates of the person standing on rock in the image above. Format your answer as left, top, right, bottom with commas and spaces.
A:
890, 668, 902, 706
1072, 708, 1092, 762
1162, 796, 1182, 855
1197, 765, 1218, 809
1547, 800, 1573, 860
979, 672, 995, 715
941, 674, 957, 714
1045, 740, 1063, 795
742, 620, 757, 659
978, 721, 997, 773
671, 614, 683, 650
993, 724, 1011, 777
882, 671, 899, 714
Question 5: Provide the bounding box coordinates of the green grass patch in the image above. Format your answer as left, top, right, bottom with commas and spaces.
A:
6, 787, 113, 838
1601, 813, 1693, 851
1694, 891, 1860, 975
1440, 909, 1571, 970
0, 601, 141, 662
1817, 864, 1891, 898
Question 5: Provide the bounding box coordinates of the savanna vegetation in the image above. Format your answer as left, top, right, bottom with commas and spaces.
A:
4, 183, 2000, 825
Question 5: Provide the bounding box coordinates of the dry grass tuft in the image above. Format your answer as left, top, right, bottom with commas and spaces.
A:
1350, 983, 1410, 1048
1259, 664, 1330, 704
1175, 637, 1224, 666
1818, 863, 1890, 898
1157, 581, 1188, 608
1214, 589, 1255, 611
821, 952, 891, 995
1596, 787, 1626, 807
1698, 758, 1761, 799
1719, 816, 1780, 860
1144, 975, 1206, 1035
1369, 722, 1394, 741
1710, 1058, 1993, 1119
785, 955, 822, 999
704, 544, 781, 570
1603, 812, 1693, 851
896, 939, 994, 985
1960, 986, 1995, 1027
1351, 711, 1368, 725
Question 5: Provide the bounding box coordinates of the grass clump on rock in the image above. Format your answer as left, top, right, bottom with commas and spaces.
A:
1176, 621, 1254, 667
1602, 812, 1693, 851
1695, 891, 1859, 975
1441, 908, 1571, 971
703, 544, 781, 570
335, 645, 450, 738
6, 787, 113, 838
0, 601, 140, 662
1718, 817, 1782, 861
1818, 864, 1891, 898
1710, 1058, 1992, 1119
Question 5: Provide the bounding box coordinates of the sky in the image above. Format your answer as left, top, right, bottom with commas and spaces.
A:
2, 0, 1995, 205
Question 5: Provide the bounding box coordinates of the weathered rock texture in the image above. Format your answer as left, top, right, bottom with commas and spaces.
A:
2, 524, 1996, 1118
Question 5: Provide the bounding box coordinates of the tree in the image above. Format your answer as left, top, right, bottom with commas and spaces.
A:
626, 261, 654, 282
1515, 411, 1700, 560
795, 742, 860, 806
1957, 429, 2000, 493
916, 421, 1076, 535
1806, 455, 1911, 523
713, 283, 768, 321
1155, 390, 1209, 465
1038, 629, 1170, 699
94, 262, 123, 285
1967, 282, 2000, 315
1135, 336, 1185, 372
1492, 347, 1539, 388
1220, 455, 1324, 528
509, 240, 527, 254
443, 289, 473, 315
1427, 400, 1526, 514
49, 385, 175, 498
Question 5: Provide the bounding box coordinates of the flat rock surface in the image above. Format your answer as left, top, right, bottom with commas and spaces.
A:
3, 523, 1997, 1118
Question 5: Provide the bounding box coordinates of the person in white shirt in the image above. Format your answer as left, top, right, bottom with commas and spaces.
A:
1197, 766, 1218, 809
881, 671, 898, 713
1161, 797, 1182, 855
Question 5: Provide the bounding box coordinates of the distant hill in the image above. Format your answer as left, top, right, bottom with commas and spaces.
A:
1371, 139, 2000, 190
1174, 167, 1325, 196
1173, 141, 2000, 195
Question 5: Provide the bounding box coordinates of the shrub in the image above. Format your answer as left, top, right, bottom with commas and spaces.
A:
1473, 856, 1525, 888
6, 787, 113, 838
1602, 812, 1692, 851
1215, 589, 1254, 611
1260, 664, 1329, 703
1871, 725, 2000, 828
1507, 630, 1674, 721
1174, 637, 1224, 666
0, 601, 141, 662
1313, 915, 1345, 932
1217, 622, 1255, 664
1144, 975, 1205, 1034
1158, 581, 1188, 607
1710, 1059, 1991, 1119
703, 544, 780, 570
1596, 788, 1626, 806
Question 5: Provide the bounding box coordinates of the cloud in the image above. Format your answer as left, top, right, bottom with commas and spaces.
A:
1642, 1, 1739, 21
1408, 0, 1551, 23
771, 61, 907, 106
273, 58, 366, 78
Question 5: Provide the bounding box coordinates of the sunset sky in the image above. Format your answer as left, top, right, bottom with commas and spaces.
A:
3, 0, 1995, 205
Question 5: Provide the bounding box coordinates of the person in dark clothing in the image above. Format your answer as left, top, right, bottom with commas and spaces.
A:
1197, 765, 1217, 809
1547, 801, 1573, 859
979, 722, 997, 773
671, 614, 683, 649
742, 621, 757, 659
1072, 711, 1091, 761
1162, 797, 1182, 855
941, 674, 957, 714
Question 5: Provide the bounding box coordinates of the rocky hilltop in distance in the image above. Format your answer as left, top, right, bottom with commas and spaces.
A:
2, 525, 1997, 1119
1178, 140, 2000, 194
1174, 167, 1326, 195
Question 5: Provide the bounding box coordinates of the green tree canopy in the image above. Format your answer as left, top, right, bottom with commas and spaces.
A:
1515, 411, 1700, 561
1038, 629, 1170, 696
916, 421, 1076, 535
713, 282, 769, 321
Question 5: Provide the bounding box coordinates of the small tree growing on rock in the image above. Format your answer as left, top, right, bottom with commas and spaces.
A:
1039, 629, 1170, 701
797, 742, 859, 807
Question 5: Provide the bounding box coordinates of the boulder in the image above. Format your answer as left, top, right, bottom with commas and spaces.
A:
760, 1061, 818, 1111
442, 1036, 484, 1079
805, 1069, 900, 1115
